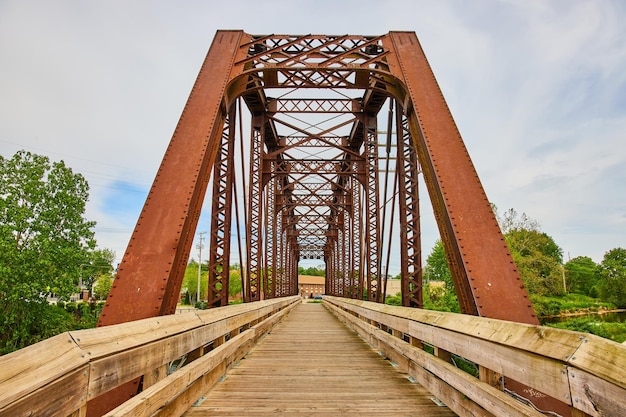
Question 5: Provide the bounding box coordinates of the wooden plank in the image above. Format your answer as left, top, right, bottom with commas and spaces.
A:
326, 295, 626, 414
567, 366, 626, 417
325, 301, 546, 417
102, 299, 299, 417
0, 332, 87, 409
75, 297, 299, 360
72, 313, 205, 358
567, 333, 626, 389
103, 332, 253, 417
88, 297, 300, 397
0, 365, 89, 417
407, 320, 571, 402
183, 303, 456, 417
326, 297, 585, 361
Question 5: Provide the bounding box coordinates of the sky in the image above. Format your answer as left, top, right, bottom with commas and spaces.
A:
1, 0, 625, 271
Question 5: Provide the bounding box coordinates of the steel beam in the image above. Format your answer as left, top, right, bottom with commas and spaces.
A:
386, 31, 538, 324
207, 104, 236, 308
396, 110, 423, 308
88, 31, 247, 417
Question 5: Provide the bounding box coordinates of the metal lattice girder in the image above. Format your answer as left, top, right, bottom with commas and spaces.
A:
100, 29, 539, 324
246, 115, 265, 302
268, 98, 361, 113
384, 32, 537, 324
207, 104, 236, 308
96, 29, 542, 415
364, 116, 380, 302
396, 110, 423, 308
90, 31, 249, 417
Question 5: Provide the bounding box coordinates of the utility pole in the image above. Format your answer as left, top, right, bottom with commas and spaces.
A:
197, 231, 206, 304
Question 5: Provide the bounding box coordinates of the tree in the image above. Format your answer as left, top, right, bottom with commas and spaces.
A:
423, 240, 459, 312
423, 240, 453, 290
93, 273, 113, 300
0, 151, 96, 352
598, 248, 626, 308
494, 206, 565, 297
81, 248, 115, 297
505, 229, 564, 296
181, 260, 207, 304
498, 207, 540, 234
229, 268, 242, 299
564, 256, 599, 296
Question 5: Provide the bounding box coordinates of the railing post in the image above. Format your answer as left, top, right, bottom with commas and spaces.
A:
143, 365, 167, 389
433, 347, 452, 364
479, 366, 502, 390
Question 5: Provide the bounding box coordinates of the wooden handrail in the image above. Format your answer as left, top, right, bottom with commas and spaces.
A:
323, 296, 626, 417
4, 295, 623, 417
0, 296, 300, 417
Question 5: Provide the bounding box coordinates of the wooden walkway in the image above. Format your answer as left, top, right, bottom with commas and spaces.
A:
183, 302, 456, 416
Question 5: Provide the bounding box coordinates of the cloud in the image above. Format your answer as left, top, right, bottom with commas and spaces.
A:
1, 0, 625, 268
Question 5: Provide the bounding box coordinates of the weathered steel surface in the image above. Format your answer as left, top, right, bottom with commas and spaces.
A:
90, 31, 246, 416
386, 31, 538, 324
92, 30, 546, 415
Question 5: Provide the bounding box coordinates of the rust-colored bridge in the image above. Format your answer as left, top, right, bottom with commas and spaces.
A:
1, 31, 625, 417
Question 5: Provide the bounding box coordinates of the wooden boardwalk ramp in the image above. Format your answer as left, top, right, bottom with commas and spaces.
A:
183, 302, 456, 416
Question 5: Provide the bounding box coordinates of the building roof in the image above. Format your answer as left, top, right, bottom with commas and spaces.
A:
298, 275, 325, 285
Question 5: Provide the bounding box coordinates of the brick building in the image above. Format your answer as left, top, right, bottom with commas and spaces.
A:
298, 275, 325, 298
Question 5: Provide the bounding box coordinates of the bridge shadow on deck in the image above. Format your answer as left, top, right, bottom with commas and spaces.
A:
183, 302, 456, 416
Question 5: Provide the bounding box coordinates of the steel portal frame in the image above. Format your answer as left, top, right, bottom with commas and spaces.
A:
91, 31, 542, 415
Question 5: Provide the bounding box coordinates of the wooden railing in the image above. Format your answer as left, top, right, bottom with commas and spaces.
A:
0, 296, 300, 417
324, 296, 626, 417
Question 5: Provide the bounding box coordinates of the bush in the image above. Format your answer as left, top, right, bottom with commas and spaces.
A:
546, 318, 626, 343
385, 294, 402, 306
531, 294, 615, 318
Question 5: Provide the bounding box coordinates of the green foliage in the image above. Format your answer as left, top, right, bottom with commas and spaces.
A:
298, 265, 325, 276
182, 260, 207, 304
424, 240, 453, 290
384, 293, 402, 306
93, 273, 113, 300
0, 151, 96, 352
423, 283, 461, 313
564, 256, 599, 297
598, 248, 626, 308
81, 248, 115, 295
180, 262, 244, 304
505, 229, 564, 296
530, 293, 615, 318
546, 317, 626, 344
229, 268, 242, 298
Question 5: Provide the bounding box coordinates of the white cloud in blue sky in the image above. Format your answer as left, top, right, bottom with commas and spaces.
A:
0, 0, 624, 269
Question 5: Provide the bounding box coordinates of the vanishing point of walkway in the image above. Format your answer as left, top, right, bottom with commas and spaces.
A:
183, 302, 456, 416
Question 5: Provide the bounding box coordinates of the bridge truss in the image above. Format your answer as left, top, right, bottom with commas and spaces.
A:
99, 30, 539, 323
90, 31, 543, 415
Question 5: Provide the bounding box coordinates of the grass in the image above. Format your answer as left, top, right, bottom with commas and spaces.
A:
545, 318, 626, 344
530, 293, 616, 318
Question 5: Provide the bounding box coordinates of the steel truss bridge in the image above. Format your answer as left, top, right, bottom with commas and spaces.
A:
1, 32, 625, 417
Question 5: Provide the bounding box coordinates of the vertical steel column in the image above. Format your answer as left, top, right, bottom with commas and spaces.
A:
353, 178, 364, 299
246, 115, 264, 302
263, 178, 275, 299
396, 109, 423, 308
337, 211, 345, 296
364, 116, 381, 302
206, 104, 236, 308
342, 205, 350, 296
278, 212, 286, 296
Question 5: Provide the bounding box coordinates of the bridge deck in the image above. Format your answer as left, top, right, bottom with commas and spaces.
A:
183, 302, 456, 416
